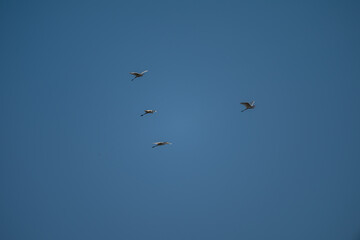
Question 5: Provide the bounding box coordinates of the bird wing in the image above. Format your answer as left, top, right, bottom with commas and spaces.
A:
153, 142, 162, 145
141, 70, 148, 74
240, 102, 251, 108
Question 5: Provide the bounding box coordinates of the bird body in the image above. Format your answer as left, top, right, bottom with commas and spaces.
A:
241, 101, 255, 112
140, 110, 157, 116
152, 142, 172, 148
130, 70, 148, 81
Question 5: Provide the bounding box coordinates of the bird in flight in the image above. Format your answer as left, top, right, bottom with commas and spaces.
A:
130, 70, 148, 81
141, 110, 157, 117
152, 142, 172, 148
240, 101, 256, 112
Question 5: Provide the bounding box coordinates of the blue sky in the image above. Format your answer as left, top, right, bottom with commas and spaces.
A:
1, 0, 360, 239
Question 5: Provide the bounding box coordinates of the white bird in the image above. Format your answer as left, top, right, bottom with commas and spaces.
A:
152, 142, 172, 148
240, 101, 255, 112
130, 70, 148, 81
140, 110, 157, 117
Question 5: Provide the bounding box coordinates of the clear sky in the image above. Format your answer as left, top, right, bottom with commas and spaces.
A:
1, 0, 360, 239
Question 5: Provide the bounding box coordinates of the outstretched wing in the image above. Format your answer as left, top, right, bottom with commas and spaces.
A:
141, 70, 148, 74
240, 102, 251, 108
153, 142, 162, 145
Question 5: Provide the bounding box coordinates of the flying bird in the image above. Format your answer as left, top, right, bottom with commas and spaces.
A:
241, 101, 255, 112
152, 142, 172, 148
141, 110, 157, 117
130, 70, 148, 81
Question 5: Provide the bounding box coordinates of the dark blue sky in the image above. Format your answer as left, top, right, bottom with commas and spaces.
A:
1, 0, 360, 239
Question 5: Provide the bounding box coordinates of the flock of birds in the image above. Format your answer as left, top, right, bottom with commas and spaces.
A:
129, 70, 256, 148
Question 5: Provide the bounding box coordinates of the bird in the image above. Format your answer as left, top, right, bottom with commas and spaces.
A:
240, 101, 255, 112
140, 110, 157, 117
152, 142, 172, 148
130, 70, 148, 81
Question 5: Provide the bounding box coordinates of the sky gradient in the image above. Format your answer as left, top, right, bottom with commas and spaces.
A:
1, 0, 360, 239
